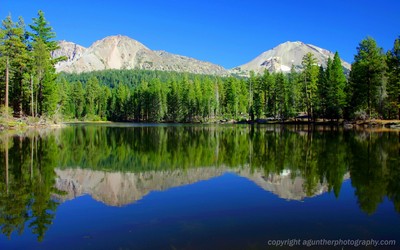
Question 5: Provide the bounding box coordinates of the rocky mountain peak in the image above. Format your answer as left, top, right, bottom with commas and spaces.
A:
231, 41, 351, 76
54, 34, 228, 75
90, 35, 150, 50
53, 36, 350, 77
52, 40, 86, 64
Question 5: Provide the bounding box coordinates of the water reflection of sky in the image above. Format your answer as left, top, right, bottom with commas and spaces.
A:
2, 173, 399, 250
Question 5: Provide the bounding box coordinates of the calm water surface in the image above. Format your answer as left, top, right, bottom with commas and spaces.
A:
0, 124, 399, 249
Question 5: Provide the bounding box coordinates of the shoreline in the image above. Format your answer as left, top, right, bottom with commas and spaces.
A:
1, 118, 400, 135
236, 119, 400, 129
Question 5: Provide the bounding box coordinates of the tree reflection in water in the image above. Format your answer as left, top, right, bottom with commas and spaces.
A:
0, 131, 62, 241
0, 125, 399, 241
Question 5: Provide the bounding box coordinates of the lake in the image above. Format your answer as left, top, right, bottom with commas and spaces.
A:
0, 124, 399, 249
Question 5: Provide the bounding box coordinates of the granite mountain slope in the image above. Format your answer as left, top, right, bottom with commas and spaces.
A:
54, 35, 228, 75
232, 41, 351, 75
54, 36, 351, 76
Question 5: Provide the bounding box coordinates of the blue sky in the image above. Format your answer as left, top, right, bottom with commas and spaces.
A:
1, 0, 399, 68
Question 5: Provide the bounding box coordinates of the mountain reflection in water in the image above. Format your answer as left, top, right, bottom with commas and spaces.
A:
55, 167, 341, 206
0, 124, 399, 246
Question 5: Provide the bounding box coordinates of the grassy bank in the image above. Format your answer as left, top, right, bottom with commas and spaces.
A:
0, 116, 65, 133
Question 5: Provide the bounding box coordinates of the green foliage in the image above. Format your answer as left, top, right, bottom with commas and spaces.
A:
327, 52, 347, 119
0, 15, 30, 116
317, 63, 329, 118
55, 125, 397, 215
249, 72, 261, 120
41, 67, 58, 116
0, 11, 65, 119
0, 125, 399, 242
57, 62, 349, 123
317, 53, 347, 120
274, 73, 287, 120
287, 65, 302, 116
301, 52, 320, 120
166, 80, 181, 122
57, 77, 70, 117
30, 11, 62, 117
0, 134, 60, 241
85, 77, 101, 116
347, 132, 397, 214
29, 10, 58, 52
348, 37, 386, 119
224, 77, 239, 118
71, 81, 84, 118
386, 37, 400, 119
1, 12, 399, 122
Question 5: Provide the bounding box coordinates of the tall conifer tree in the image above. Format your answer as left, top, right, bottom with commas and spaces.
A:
349, 37, 386, 118
386, 37, 400, 119
29, 10, 64, 116
327, 52, 347, 120
301, 52, 319, 120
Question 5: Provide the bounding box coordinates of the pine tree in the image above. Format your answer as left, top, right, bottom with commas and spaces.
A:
29, 10, 64, 117
260, 70, 274, 117
186, 80, 197, 121
57, 77, 71, 118
288, 65, 302, 117
29, 10, 58, 52
31, 38, 50, 115
349, 37, 386, 119
147, 79, 166, 122
327, 52, 347, 120
237, 78, 249, 118
224, 77, 239, 119
201, 77, 216, 120
386, 37, 400, 119
41, 67, 58, 116
167, 80, 182, 122
193, 77, 203, 119
98, 85, 111, 120
113, 82, 130, 121
85, 77, 101, 117
71, 81, 84, 119
275, 72, 286, 120
317, 60, 330, 119
301, 52, 319, 120
0, 15, 29, 117
250, 72, 262, 120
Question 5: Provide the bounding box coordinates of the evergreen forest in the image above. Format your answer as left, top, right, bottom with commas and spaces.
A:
1, 11, 400, 123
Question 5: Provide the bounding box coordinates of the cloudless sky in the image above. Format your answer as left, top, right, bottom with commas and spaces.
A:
1, 0, 399, 68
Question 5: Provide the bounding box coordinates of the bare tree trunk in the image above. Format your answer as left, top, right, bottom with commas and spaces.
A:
35, 86, 38, 118
5, 57, 9, 117
31, 74, 35, 117
39, 79, 43, 116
